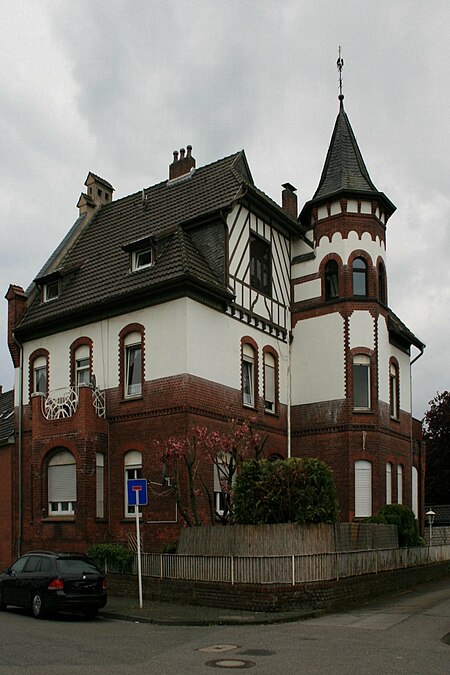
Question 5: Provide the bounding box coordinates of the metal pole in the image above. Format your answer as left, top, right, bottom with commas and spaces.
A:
135, 501, 143, 609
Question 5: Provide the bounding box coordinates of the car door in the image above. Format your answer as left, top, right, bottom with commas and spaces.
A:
20, 555, 43, 605
1, 556, 30, 606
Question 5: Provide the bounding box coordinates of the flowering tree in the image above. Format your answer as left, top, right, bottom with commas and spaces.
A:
157, 419, 266, 527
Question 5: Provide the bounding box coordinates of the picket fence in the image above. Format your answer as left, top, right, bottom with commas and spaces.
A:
132, 544, 450, 586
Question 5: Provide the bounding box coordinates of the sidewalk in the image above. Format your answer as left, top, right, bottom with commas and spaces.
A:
99, 595, 316, 626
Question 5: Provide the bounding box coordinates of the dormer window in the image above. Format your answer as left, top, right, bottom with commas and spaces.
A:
132, 248, 153, 271
44, 280, 59, 302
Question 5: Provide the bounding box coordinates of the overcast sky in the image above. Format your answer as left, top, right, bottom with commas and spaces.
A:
1, 0, 449, 419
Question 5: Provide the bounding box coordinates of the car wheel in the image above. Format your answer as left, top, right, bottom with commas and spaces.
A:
31, 593, 46, 619
84, 608, 99, 619
0, 588, 7, 611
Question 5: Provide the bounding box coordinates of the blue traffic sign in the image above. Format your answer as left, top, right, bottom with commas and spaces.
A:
127, 478, 148, 506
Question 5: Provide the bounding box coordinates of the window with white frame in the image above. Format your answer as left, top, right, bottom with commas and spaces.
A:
124, 332, 142, 398
75, 344, 91, 387
352, 257, 367, 296
132, 247, 153, 271
48, 450, 76, 516
242, 343, 255, 407
353, 354, 371, 410
43, 279, 60, 302
33, 356, 47, 394
124, 450, 142, 517
386, 462, 392, 504
355, 460, 372, 518
264, 351, 276, 413
397, 464, 403, 504
96, 453, 104, 519
214, 454, 235, 517
390, 362, 399, 419
250, 233, 271, 295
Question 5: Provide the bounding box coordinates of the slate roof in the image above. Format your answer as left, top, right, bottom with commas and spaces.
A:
0, 390, 14, 446
300, 98, 395, 223
16, 150, 299, 338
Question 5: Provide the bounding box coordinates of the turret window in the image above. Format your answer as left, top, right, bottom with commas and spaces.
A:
390, 362, 399, 419
353, 354, 371, 410
325, 260, 339, 300
378, 263, 387, 304
353, 258, 367, 296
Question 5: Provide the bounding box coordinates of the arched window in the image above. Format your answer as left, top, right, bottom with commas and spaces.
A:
355, 460, 372, 518
48, 450, 76, 516
325, 260, 339, 300
30, 350, 49, 396
124, 450, 142, 517
378, 262, 387, 304
242, 342, 256, 408
390, 362, 399, 419
353, 354, 371, 410
119, 325, 145, 400
353, 257, 367, 296
263, 350, 277, 413
75, 344, 91, 387
386, 462, 392, 505
397, 465, 403, 504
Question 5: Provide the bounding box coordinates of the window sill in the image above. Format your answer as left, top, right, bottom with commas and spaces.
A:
243, 403, 256, 410
41, 516, 75, 523
264, 408, 278, 416
390, 416, 400, 423
121, 395, 143, 403
353, 408, 373, 414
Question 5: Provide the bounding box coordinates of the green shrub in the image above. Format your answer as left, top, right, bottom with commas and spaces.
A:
234, 457, 338, 525
376, 504, 424, 547
161, 540, 178, 554
88, 543, 134, 573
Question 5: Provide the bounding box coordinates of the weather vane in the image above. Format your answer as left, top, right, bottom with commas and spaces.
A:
337, 46, 344, 100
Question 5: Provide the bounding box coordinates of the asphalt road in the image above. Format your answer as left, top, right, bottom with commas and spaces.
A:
1, 579, 449, 674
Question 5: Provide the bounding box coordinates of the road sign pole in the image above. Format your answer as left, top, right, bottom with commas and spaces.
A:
133, 485, 143, 610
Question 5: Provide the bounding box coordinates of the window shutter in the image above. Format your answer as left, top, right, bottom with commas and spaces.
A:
355, 460, 372, 517
48, 463, 76, 502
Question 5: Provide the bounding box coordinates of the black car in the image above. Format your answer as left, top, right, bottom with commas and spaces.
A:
0, 551, 107, 619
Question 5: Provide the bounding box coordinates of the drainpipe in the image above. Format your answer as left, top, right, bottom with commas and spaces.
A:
287, 331, 292, 458
410, 344, 425, 524
13, 332, 23, 558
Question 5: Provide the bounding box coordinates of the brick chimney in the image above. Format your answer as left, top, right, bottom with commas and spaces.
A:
78, 173, 114, 218
5, 285, 27, 368
281, 183, 298, 220
169, 145, 196, 180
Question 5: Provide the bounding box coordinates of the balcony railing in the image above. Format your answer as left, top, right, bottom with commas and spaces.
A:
41, 384, 106, 420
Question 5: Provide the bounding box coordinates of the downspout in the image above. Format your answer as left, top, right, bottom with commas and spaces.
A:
287, 331, 292, 458
13, 332, 23, 558
410, 344, 425, 525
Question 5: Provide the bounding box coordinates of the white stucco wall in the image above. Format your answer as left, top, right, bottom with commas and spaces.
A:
349, 311, 374, 351
20, 297, 290, 406
291, 313, 345, 404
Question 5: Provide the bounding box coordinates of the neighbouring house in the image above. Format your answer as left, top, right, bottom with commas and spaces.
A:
0, 387, 14, 566
5, 94, 425, 555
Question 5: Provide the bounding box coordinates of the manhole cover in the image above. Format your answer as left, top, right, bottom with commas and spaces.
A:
199, 645, 239, 653
206, 659, 256, 669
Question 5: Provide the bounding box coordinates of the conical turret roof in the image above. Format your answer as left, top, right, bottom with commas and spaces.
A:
300, 97, 395, 224
314, 98, 378, 199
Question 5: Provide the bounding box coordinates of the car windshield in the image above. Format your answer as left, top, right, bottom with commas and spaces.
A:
56, 558, 100, 575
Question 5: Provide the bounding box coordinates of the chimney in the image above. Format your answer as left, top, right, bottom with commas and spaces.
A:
281, 183, 298, 220
5, 285, 27, 368
169, 145, 196, 180
78, 173, 114, 218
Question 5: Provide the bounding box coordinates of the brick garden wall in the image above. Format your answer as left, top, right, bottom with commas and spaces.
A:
107, 560, 450, 613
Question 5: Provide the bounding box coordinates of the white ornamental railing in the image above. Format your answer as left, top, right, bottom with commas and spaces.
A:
42, 384, 106, 420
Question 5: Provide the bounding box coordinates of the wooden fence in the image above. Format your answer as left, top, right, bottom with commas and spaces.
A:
133, 544, 450, 585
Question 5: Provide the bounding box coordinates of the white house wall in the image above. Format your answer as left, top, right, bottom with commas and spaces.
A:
20, 297, 289, 406
291, 313, 345, 404
377, 315, 412, 413
349, 311, 374, 351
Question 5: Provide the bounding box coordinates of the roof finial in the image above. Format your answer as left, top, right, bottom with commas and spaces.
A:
337, 46, 344, 108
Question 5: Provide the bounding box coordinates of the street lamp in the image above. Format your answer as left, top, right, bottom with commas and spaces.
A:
426, 509, 435, 546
